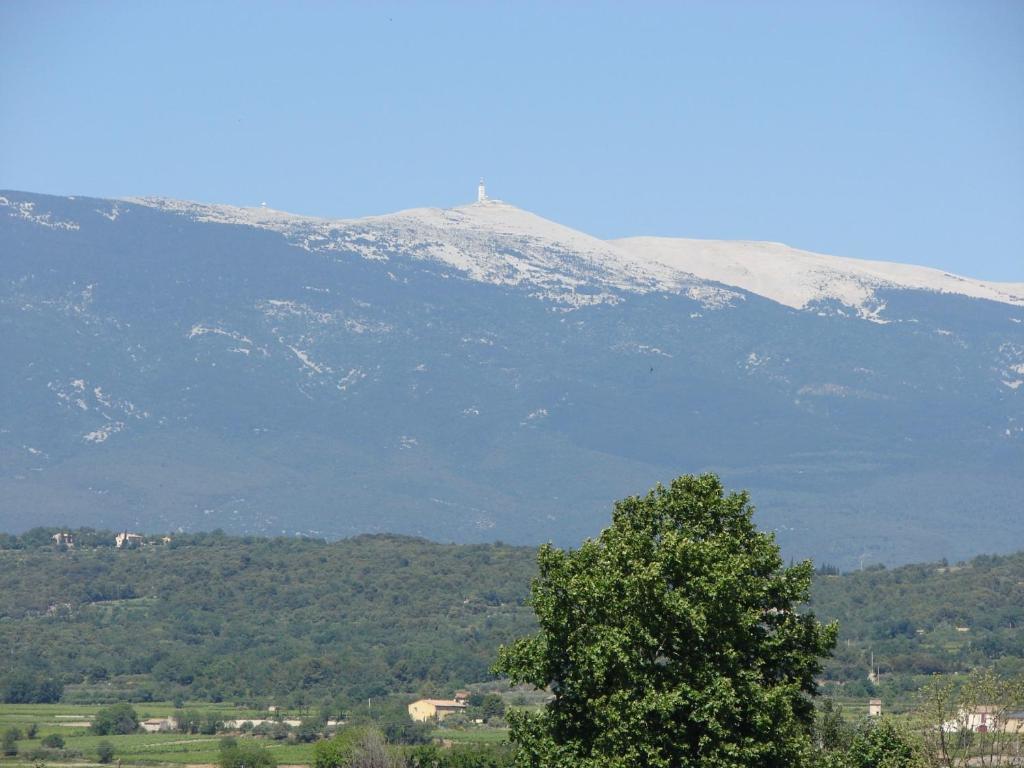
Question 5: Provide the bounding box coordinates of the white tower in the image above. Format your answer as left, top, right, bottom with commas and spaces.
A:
477, 178, 487, 203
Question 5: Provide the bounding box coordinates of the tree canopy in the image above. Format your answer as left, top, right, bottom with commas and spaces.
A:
91, 703, 139, 735
0, 526, 1020, 706
495, 474, 837, 768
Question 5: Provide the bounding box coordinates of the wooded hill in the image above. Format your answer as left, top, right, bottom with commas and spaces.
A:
1, 530, 1021, 707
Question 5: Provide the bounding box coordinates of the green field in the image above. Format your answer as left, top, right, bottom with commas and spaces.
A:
0, 702, 513, 765
0, 702, 318, 765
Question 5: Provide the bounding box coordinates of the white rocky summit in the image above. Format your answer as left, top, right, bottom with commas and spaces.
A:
127, 192, 1024, 319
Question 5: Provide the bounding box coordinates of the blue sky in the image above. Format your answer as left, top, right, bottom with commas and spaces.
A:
1, 1, 1021, 280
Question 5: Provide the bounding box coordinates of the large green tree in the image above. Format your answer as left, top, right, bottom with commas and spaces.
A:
494, 474, 837, 768
91, 703, 139, 735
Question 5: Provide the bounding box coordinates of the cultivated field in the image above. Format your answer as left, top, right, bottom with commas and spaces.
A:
0, 702, 515, 766
0, 703, 316, 765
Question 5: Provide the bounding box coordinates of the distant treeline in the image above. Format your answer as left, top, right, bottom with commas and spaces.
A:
0, 530, 538, 707
809, 553, 1024, 702
0, 528, 1021, 707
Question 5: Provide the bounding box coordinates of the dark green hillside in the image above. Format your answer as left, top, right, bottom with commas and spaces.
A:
1, 530, 1022, 708
0, 532, 537, 705
809, 552, 1024, 699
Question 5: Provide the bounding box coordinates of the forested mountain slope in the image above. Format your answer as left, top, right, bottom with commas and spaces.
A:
0, 533, 536, 704
1, 532, 1021, 706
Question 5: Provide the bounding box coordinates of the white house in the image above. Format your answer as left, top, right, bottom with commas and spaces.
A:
942, 705, 1008, 733
115, 531, 144, 549
140, 717, 177, 733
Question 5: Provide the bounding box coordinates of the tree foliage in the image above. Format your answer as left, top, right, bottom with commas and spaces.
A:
2, 727, 20, 756
405, 743, 517, 767
41, 734, 65, 749
96, 740, 115, 764
917, 669, 1024, 767
314, 727, 376, 768
844, 719, 923, 768
91, 703, 139, 735
495, 474, 837, 767
0, 526, 1021, 706
0, 532, 536, 704
219, 740, 277, 768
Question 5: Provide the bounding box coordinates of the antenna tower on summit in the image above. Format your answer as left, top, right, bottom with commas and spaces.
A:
477, 178, 487, 203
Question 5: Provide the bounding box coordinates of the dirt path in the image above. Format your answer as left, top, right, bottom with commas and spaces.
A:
141, 738, 219, 748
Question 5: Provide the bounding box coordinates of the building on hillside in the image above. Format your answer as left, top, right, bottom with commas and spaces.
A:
115, 531, 144, 549
868, 699, 882, 717
408, 698, 468, 722
453, 690, 471, 704
140, 717, 177, 733
52, 532, 75, 547
1004, 711, 1024, 734
942, 705, 1009, 733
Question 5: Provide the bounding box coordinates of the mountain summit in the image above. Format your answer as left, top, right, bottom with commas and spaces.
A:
2, 190, 1022, 567
127, 194, 1024, 318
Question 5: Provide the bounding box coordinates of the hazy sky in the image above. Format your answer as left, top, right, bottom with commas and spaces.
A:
2, 1, 1021, 280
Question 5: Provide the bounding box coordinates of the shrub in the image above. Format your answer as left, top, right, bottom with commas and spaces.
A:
219, 741, 276, 768
314, 727, 373, 768
91, 703, 139, 735
2, 727, 19, 756
846, 718, 923, 768
199, 713, 223, 735
97, 741, 115, 764
41, 734, 64, 749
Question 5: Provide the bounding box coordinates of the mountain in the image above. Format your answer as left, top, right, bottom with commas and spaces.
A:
1, 190, 1022, 568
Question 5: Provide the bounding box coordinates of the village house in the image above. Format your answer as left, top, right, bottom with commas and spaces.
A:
51, 532, 75, 547
115, 531, 144, 549
408, 698, 468, 723
868, 699, 882, 717
942, 705, 1024, 733
140, 717, 177, 733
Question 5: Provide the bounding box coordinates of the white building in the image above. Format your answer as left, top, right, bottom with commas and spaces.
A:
942, 705, 1004, 733
115, 531, 144, 548
140, 717, 177, 733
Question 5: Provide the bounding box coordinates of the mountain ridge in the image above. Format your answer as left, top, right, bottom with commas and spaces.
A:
1, 189, 1022, 568
118, 193, 1024, 319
